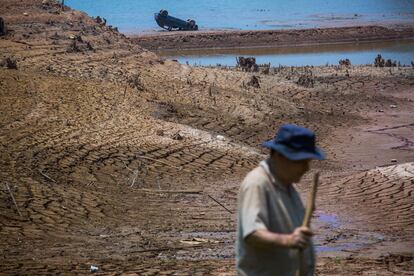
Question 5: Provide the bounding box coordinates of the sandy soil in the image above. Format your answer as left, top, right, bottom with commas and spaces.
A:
1, 0, 414, 274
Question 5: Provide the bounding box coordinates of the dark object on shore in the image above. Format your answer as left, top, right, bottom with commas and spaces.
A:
374, 54, 397, 67
1, 57, 18, 69
154, 10, 198, 31
385, 59, 397, 67
247, 75, 260, 88
297, 75, 314, 88
171, 132, 184, 140
0, 17, 6, 36
375, 54, 385, 67
339, 58, 351, 66
259, 63, 271, 74
237, 57, 259, 72
95, 16, 107, 26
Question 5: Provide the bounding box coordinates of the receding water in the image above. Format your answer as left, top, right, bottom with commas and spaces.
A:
65, 0, 414, 34
159, 39, 414, 67
313, 212, 386, 254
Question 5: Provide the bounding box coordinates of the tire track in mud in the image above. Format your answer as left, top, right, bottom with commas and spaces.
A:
8, 126, 257, 188
0, 74, 259, 266
317, 163, 414, 231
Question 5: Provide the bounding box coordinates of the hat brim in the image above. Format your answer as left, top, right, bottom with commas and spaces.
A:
262, 140, 326, 161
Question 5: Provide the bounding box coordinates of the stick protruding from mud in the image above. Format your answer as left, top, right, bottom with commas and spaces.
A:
206, 194, 233, 214
5, 183, 23, 217
38, 169, 56, 183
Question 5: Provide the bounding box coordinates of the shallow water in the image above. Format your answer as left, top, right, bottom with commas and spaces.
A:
317, 213, 340, 228
65, 0, 414, 34
160, 39, 414, 66
313, 211, 386, 254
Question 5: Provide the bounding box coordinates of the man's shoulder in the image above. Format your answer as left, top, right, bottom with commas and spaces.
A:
241, 165, 269, 191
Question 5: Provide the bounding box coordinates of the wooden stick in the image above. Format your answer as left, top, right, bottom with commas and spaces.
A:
302, 172, 319, 227
5, 183, 22, 217
130, 170, 139, 187
296, 172, 319, 276
136, 155, 183, 171
122, 161, 134, 172
137, 188, 202, 194
123, 161, 145, 187
206, 194, 233, 214
131, 245, 202, 253
38, 169, 56, 183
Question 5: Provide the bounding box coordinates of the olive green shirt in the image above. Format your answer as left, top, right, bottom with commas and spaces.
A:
236, 160, 315, 276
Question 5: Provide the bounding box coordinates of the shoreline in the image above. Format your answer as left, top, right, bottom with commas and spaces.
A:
130, 25, 414, 51
155, 37, 414, 55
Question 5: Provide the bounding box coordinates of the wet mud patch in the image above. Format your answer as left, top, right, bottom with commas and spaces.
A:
313, 211, 386, 257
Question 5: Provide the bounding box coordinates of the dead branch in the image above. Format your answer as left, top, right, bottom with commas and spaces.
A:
136, 155, 182, 170
130, 170, 139, 187
5, 183, 22, 217
137, 188, 203, 194
38, 169, 56, 182
122, 161, 135, 172
156, 172, 161, 190
131, 245, 202, 253
86, 181, 95, 187
206, 194, 233, 214
123, 160, 146, 187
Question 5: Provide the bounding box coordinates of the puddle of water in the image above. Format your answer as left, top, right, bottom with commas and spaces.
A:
316, 212, 340, 228
313, 211, 386, 254
157, 215, 387, 260
159, 39, 414, 66
316, 232, 386, 253
317, 243, 361, 252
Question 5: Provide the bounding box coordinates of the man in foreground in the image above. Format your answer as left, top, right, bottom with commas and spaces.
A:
236, 124, 325, 275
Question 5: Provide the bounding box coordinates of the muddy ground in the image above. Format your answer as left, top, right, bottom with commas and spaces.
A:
132, 25, 414, 51
1, 0, 414, 275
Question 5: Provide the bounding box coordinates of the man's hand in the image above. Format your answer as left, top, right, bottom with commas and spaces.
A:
285, 226, 313, 249
245, 227, 313, 249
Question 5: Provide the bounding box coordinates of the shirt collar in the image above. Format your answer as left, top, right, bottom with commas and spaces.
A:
259, 160, 289, 192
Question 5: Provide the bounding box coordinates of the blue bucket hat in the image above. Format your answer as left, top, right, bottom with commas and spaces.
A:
262, 124, 325, 161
